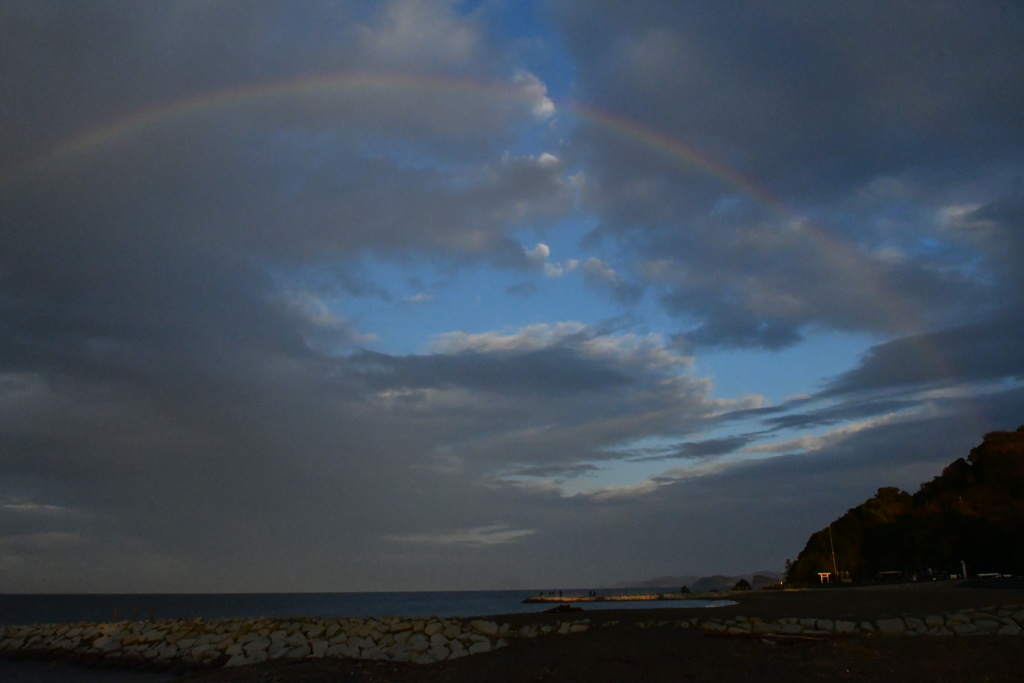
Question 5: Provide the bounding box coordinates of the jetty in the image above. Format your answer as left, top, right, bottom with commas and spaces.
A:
523, 592, 710, 604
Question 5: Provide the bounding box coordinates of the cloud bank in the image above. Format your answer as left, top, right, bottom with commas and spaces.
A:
1, 0, 1022, 591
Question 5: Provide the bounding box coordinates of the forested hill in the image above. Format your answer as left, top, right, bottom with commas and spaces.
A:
786, 425, 1024, 585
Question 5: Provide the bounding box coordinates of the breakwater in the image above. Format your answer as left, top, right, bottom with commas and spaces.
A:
0, 614, 587, 671
697, 603, 1024, 637
2, 603, 1023, 673
523, 591, 697, 603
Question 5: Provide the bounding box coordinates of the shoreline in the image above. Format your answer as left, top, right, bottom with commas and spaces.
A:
2, 582, 1023, 678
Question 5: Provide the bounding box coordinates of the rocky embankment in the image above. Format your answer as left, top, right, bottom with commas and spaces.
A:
0, 614, 586, 672
698, 603, 1024, 637
1, 604, 1022, 673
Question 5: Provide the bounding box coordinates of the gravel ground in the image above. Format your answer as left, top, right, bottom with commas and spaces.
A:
7, 582, 1023, 682
175, 582, 1024, 682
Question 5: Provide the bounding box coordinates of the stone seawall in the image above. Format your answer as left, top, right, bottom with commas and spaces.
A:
1, 604, 1021, 672
697, 603, 1024, 637
0, 614, 583, 671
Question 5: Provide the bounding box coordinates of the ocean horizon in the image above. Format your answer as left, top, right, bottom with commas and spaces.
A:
0, 588, 732, 627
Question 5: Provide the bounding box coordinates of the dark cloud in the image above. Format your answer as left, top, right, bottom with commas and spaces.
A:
762, 399, 921, 432
628, 434, 761, 461
672, 435, 757, 459
823, 319, 1024, 397
510, 463, 602, 479
348, 346, 633, 397
2, 1, 1023, 592
554, 0, 1024, 349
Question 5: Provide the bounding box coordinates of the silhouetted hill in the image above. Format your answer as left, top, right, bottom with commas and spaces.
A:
786, 425, 1024, 585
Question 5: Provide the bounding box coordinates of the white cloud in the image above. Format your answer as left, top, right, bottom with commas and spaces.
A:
582, 258, 619, 284
744, 413, 909, 455
402, 292, 434, 305
524, 242, 550, 267
537, 152, 559, 166
579, 479, 662, 502
430, 321, 586, 353
387, 524, 535, 546
513, 71, 556, 120
2, 502, 65, 513
357, 0, 483, 70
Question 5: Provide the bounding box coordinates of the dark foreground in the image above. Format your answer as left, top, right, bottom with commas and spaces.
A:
8, 583, 1024, 682
174, 583, 1024, 682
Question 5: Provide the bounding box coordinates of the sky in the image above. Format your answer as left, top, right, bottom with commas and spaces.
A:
2, 0, 1023, 593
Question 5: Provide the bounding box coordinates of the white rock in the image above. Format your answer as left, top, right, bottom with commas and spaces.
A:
284, 632, 308, 647
428, 645, 450, 661
904, 617, 926, 633
244, 636, 270, 656
389, 643, 412, 661
876, 618, 906, 634
835, 621, 857, 634
287, 644, 311, 659
470, 620, 500, 636
972, 620, 1001, 634
407, 633, 430, 652
389, 621, 413, 634
225, 652, 256, 667
93, 635, 121, 652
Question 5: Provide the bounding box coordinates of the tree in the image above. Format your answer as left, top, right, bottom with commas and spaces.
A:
787, 426, 1024, 584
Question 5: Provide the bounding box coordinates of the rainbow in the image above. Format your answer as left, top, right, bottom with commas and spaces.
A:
1, 71, 976, 420
1, 72, 546, 187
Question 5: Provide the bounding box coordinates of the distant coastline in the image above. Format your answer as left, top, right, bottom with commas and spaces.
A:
522, 591, 728, 604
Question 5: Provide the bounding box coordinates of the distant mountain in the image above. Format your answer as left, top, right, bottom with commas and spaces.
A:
617, 575, 699, 590
620, 570, 783, 592
749, 573, 785, 588
690, 575, 736, 592
787, 425, 1024, 585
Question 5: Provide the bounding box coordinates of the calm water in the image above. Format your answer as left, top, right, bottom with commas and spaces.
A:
0, 590, 733, 682
0, 589, 731, 626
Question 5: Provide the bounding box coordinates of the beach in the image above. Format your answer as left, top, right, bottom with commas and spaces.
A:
4, 582, 1023, 681
179, 582, 1024, 681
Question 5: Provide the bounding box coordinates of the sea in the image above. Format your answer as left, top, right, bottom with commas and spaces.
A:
0, 590, 733, 681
